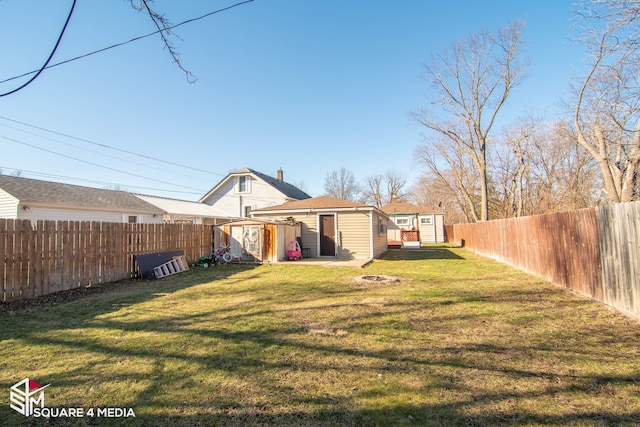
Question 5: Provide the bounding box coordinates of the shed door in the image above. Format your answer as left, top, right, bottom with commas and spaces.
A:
319, 214, 336, 256
243, 226, 262, 261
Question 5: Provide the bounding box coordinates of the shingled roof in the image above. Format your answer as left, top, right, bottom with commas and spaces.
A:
380, 200, 438, 216
0, 175, 162, 213
199, 167, 311, 203
252, 195, 380, 213
246, 168, 311, 201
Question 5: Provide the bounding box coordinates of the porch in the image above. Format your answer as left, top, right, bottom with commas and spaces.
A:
388, 229, 421, 249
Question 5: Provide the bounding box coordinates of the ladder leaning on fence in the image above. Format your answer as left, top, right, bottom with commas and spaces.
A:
153, 256, 189, 279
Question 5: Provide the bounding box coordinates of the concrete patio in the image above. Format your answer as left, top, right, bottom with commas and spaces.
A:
270, 257, 373, 268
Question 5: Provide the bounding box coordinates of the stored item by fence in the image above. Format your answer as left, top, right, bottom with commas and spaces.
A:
153, 256, 189, 279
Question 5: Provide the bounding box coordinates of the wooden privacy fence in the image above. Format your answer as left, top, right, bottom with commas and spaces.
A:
1, 219, 214, 302
452, 201, 640, 316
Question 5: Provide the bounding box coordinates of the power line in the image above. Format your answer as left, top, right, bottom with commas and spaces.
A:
0, 0, 76, 97
0, 134, 205, 192
0, 0, 255, 87
0, 115, 226, 177
0, 166, 205, 195
0, 165, 305, 204
0, 121, 214, 182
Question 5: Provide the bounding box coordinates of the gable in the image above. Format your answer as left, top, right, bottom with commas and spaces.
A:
199, 168, 310, 205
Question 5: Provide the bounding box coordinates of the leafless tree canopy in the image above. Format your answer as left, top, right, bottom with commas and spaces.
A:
129, 0, 196, 82
412, 20, 527, 221
493, 118, 603, 218
572, 0, 640, 202
324, 168, 359, 201
360, 170, 407, 207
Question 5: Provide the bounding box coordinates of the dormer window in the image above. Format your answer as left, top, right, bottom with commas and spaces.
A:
238, 176, 248, 193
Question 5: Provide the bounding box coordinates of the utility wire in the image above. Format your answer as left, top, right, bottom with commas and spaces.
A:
0, 121, 215, 182
0, 166, 205, 195
0, 134, 205, 191
0, 115, 226, 177
0, 0, 76, 97
0, 0, 255, 86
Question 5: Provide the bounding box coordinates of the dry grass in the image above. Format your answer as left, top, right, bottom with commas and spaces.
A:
1, 246, 639, 426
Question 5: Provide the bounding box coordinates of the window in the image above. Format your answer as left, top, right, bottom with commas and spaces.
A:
395, 217, 410, 226
244, 206, 252, 217
420, 217, 433, 225
128, 215, 138, 223
378, 218, 386, 235
238, 176, 247, 192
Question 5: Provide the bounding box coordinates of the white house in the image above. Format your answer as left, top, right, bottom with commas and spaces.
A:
199, 167, 311, 218
380, 199, 445, 246
0, 175, 164, 223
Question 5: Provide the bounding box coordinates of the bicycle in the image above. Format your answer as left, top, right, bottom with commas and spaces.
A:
212, 244, 237, 265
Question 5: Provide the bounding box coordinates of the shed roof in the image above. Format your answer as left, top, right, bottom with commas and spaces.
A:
134, 194, 230, 217
252, 195, 385, 214
0, 175, 162, 213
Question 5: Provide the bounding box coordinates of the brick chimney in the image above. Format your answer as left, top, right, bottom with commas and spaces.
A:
277, 168, 283, 182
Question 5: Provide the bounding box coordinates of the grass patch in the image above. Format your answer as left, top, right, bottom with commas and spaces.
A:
1, 248, 639, 426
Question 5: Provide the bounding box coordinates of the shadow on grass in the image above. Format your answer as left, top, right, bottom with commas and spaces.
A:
2, 261, 639, 427
0, 264, 257, 326
380, 247, 464, 260
3, 293, 637, 426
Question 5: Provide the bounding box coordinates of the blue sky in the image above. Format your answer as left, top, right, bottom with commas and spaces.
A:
0, 0, 584, 201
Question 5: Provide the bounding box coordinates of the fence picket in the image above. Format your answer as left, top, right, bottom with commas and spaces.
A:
454, 202, 638, 316
1, 219, 214, 302
0, 220, 6, 301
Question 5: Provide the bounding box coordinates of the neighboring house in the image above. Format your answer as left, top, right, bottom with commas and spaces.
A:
133, 194, 230, 225
0, 175, 164, 223
380, 198, 445, 246
251, 196, 388, 260
199, 167, 311, 218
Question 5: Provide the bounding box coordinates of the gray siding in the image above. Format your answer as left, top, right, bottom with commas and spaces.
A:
418, 214, 445, 244
371, 211, 388, 257
336, 212, 371, 259
253, 209, 387, 260
18, 207, 163, 223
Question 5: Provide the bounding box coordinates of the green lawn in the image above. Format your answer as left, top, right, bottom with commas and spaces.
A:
1, 247, 639, 426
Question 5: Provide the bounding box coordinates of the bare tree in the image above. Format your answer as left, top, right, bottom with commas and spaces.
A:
410, 172, 471, 224
572, 0, 640, 203
129, 0, 196, 82
361, 170, 408, 206
412, 21, 527, 221
414, 142, 482, 223
361, 174, 385, 207
493, 119, 535, 218
385, 170, 407, 202
415, 136, 483, 222
493, 118, 603, 217
324, 168, 359, 201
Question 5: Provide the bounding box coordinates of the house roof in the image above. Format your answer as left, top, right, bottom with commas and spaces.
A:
198, 167, 311, 203
133, 194, 231, 218
0, 175, 162, 213
380, 200, 440, 216
223, 218, 295, 227
252, 195, 385, 214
